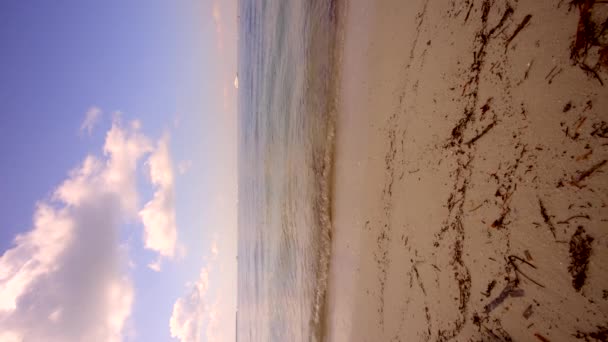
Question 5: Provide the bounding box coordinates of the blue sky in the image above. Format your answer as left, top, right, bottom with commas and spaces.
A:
0, 1, 237, 341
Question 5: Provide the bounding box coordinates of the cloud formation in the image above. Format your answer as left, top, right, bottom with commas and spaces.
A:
147, 258, 162, 272
79, 106, 102, 136
169, 241, 220, 342
139, 134, 178, 265
169, 268, 210, 342
205, 298, 223, 342
0, 119, 150, 341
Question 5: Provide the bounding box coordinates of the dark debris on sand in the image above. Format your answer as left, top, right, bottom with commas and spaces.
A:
568, 226, 594, 291
568, 0, 608, 85
574, 325, 608, 341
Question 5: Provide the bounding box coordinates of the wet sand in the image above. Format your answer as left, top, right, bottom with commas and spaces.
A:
327, 0, 608, 341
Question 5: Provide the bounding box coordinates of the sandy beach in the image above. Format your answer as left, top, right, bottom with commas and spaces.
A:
327, 0, 608, 341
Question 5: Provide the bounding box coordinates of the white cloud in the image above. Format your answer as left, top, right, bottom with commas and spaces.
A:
147, 258, 162, 272
48, 308, 62, 322
103, 119, 153, 215
169, 268, 209, 342
205, 299, 221, 342
169, 241, 219, 342
79, 106, 102, 136
139, 134, 178, 262
0, 120, 150, 342
0, 331, 21, 342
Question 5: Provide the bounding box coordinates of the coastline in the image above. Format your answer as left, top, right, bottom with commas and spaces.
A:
313, 0, 347, 340
326, 0, 608, 341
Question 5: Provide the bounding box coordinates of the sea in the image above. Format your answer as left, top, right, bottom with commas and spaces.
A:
236, 0, 341, 341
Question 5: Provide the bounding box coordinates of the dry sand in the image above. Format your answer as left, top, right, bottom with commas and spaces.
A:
326, 0, 608, 341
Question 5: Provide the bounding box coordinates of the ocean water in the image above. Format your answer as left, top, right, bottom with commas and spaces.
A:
237, 1, 340, 341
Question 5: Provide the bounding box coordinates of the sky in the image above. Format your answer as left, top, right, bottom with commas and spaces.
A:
0, 1, 237, 341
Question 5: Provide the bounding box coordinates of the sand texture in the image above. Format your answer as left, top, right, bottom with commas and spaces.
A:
327, 0, 608, 341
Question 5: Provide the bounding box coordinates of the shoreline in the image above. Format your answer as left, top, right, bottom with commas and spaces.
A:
326, 0, 608, 341
312, 0, 348, 340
